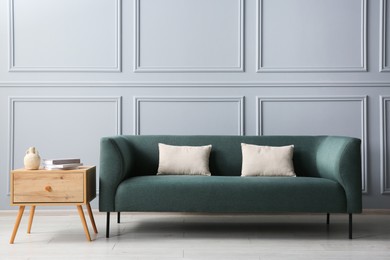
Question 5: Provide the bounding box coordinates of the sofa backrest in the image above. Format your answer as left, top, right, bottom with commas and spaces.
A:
118, 135, 348, 177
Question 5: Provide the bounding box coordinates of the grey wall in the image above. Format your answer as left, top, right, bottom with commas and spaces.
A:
1, 0, 390, 209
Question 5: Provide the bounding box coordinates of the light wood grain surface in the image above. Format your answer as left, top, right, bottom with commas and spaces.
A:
2, 211, 390, 259
10, 167, 96, 206
13, 172, 84, 203
9, 167, 97, 243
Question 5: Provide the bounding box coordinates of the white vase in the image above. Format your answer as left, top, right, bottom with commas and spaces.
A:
24, 147, 41, 170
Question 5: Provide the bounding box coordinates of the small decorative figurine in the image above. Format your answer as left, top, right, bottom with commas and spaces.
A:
24, 147, 41, 170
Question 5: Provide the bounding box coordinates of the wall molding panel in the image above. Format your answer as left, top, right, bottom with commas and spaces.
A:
380, 96, 390, 193
256, 96, 368, 193
256, 0, 367, 73
2, 81, 390, 88
2, 0, 390, 209
9, 0, 122, 72
134, 0, 244, 73
134, 97, 244, 135
380, 0, 390, 72
7, 96, 122, 195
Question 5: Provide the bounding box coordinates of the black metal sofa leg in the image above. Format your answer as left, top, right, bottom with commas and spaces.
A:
106, 212, 110, 238
327, 213, 352, 239
349, 213, 353, 239
118, 212, 121, 223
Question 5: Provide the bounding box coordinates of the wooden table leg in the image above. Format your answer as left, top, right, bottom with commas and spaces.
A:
27, 205, 36, 234
77, 205, 91, 241
10, 206, 25, 244
86, 203, 98, 234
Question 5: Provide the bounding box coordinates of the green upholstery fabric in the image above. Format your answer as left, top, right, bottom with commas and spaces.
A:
115, 176, 346, 213
99, 135, 362, 213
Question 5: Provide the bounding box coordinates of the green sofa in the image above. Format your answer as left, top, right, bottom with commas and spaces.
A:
99, 135, 362, 239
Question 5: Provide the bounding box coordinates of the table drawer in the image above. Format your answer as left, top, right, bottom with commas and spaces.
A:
12, 172, 84, 203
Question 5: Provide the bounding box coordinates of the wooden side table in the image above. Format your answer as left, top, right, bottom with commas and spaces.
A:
9, 166, 98, 244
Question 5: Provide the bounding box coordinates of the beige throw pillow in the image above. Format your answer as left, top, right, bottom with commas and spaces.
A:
241, 143, 296, 177
157, 143, 212, 176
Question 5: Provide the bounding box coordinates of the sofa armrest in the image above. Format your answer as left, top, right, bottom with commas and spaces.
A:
315, 136, 362, 213
99, 136, 134, 212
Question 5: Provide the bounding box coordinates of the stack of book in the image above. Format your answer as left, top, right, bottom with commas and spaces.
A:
43, 158, 83, 170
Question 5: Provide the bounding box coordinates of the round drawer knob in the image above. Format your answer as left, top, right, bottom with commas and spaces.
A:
45, 186, 52, 192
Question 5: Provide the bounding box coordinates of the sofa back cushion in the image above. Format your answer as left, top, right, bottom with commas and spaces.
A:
121, 135, 329, 177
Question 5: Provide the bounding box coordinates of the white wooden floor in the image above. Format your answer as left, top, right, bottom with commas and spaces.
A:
1, 210, 390, 260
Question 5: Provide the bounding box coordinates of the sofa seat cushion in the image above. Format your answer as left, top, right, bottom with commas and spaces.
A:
115, 176, 347, 213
